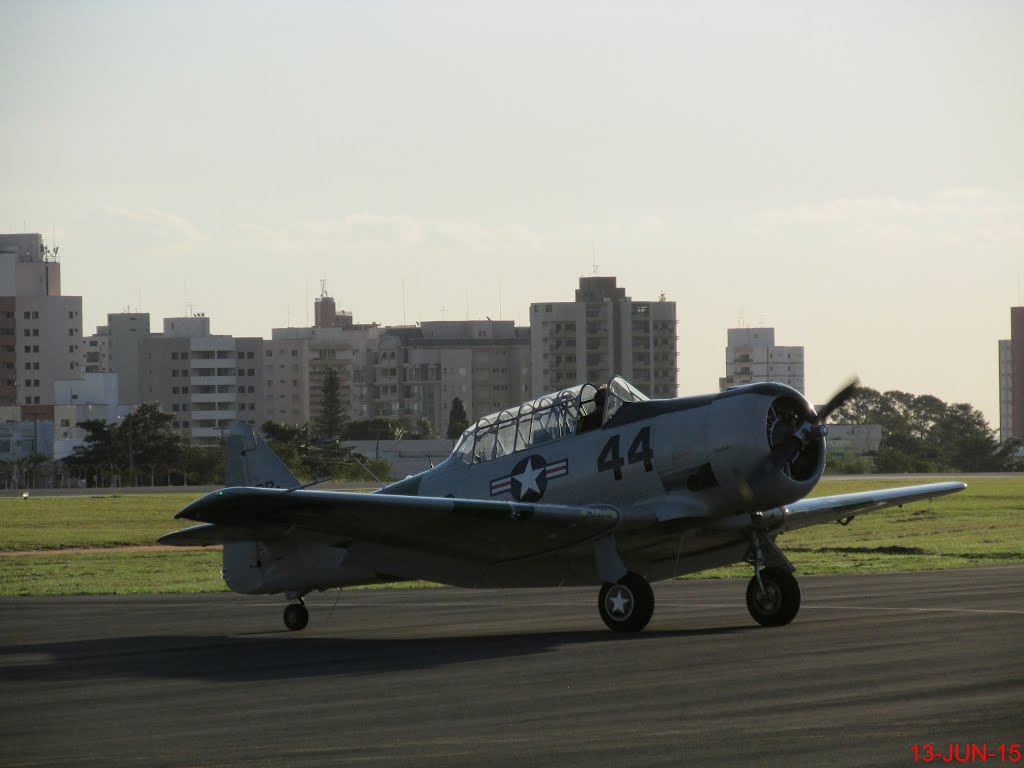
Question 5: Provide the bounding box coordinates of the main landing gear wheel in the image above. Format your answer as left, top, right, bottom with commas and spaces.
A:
283, 601, 309, 632
598, 572, 655, 633
746, 567, 801, 627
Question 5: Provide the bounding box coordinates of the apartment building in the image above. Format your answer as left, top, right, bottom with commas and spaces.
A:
0, 233, 83, 419
998, 306, 1024, 443
264, 323, 381, 428
719, 327, 805, 394
83, 312, 151, 404
141, 316, 264, 446
530, 276, 677, 399
389, 320, 531, 430
266, 297, 530, 434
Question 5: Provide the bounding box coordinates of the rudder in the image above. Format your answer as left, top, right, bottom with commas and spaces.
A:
224, 422, 299, 488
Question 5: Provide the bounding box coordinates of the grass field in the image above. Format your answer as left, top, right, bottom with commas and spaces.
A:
1, 478, 1021, 595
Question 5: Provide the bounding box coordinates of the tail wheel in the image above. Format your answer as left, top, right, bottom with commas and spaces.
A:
598, 572, 655, 632
746, 567, 801, 627
283, 602, 309, 631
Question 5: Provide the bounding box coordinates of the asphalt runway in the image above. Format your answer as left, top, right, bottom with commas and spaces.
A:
2, 567, 1022, 768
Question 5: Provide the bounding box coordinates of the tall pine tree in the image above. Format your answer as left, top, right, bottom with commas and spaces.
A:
446, 396, 469, 439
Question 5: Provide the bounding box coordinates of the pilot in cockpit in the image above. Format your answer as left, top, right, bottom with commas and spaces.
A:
579, 386, 607, 433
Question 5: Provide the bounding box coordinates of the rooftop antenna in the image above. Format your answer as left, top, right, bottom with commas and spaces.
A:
320, 277, 328, 298
592, 240, 599, 276
440, 305, 447, 321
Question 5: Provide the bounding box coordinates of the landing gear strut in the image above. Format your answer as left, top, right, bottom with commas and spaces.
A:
283, 599, 309, 631
598, 572, 655, 632
746, 531, 800, 626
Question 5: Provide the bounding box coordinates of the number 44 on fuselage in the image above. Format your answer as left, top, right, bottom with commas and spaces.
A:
160, 375, 966, 633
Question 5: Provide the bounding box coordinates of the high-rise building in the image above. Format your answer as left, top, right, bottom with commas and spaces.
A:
391, 320, 531, 430
719, 327, 804, 393
264, 323, 381, 428
83, 312, 151, 404
265, 306, 531, 435
998, 306, 1024, 443
530, 276, 677, 398
0, 233, 83, 419
141, 316, 264, 446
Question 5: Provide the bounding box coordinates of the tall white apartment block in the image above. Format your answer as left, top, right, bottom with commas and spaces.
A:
0, 233, 83, 420
999, 338, 1013, 443
392, 320, 531, 430
141, 316, 264, 446
530, 276, 677, 399
264, 323, 382, 428
84, 312, 151, 404
719, 327, 805, 394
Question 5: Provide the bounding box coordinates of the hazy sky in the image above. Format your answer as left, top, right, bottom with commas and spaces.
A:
2, 0, 1022, 427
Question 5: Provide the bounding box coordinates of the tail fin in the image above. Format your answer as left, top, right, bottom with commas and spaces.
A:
224, 423, 299, 489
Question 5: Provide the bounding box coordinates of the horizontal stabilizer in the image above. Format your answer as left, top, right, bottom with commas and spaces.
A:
158, 522, 287, 546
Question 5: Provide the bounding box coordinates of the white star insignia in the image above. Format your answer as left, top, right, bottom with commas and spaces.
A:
513, 460, 545, 496
609, 589, 631, 616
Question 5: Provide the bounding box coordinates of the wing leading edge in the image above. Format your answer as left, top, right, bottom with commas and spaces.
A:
777, 481, 966, 533
159, 486, 619, 563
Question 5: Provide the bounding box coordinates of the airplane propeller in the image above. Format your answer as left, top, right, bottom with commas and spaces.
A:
770, 377, 861, 469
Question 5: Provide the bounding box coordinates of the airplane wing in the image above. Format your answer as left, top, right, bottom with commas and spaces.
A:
159, 486, 619, 563
776, 481, 966, 533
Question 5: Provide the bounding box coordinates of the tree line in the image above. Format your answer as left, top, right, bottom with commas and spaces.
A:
828, 386, 1020, 473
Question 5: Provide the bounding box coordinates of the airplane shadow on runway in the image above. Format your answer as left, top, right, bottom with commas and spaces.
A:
0, 625, 754, 684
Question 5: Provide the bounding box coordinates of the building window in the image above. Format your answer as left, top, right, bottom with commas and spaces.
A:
24, 329, 30, 337
172, 352, 179, 360
32, 329, 38, 336
23, 346, 30, 353
23, 311, 30, 320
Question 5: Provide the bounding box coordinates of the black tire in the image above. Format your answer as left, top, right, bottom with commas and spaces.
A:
746, 567, 801, 627
283, 603, 309, 631
598, 572, 655, 632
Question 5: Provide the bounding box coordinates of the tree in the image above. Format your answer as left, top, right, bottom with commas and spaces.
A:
315, 368, 345, 441
343, 418, 406, 441
64, 403, 185, 486
413, 417, 437, 440
831, 386, 1006, 472
446, 397, 469, 439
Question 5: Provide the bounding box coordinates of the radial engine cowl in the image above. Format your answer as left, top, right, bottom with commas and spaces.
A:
766, 394, 825, 483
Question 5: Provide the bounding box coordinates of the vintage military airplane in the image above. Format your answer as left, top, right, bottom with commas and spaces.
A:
160, 376, 965, 632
